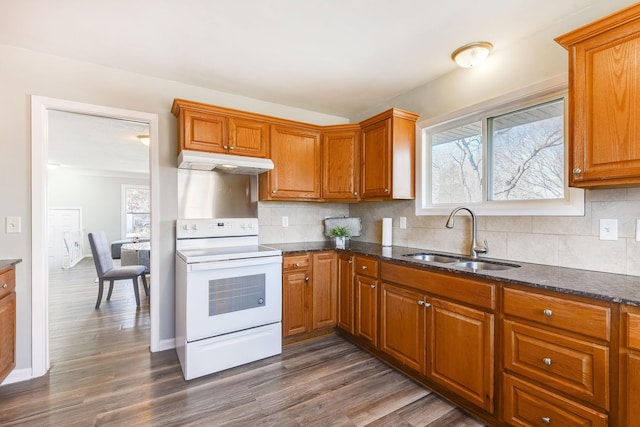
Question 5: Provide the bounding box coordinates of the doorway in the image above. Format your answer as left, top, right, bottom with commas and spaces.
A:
31, 96, 160, 377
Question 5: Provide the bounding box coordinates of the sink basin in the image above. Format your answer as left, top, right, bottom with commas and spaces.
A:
452, 260, 520, 271
402, 253, 461, 263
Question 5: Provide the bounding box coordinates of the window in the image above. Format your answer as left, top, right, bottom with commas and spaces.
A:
122, 185, 150, 238
418, 81, 583, 216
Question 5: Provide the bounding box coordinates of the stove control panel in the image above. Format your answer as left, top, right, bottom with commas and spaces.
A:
176, 218, 259, 239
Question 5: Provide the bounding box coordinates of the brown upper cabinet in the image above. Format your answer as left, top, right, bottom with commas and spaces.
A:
172, 99, 270, 158
322, 126, 361, 201
359, 108, 419, 200
259, 124, 322, 200
172, 99, 419, 201
556, 4, 640, 188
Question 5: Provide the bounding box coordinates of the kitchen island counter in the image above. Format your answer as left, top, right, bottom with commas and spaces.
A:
267, 240, 640, 307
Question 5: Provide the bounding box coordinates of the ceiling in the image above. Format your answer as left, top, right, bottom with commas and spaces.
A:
1, 0, 635, 119
47, 111, 149, 177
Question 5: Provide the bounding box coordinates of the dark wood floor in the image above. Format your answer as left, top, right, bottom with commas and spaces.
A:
0, 258, 484, 426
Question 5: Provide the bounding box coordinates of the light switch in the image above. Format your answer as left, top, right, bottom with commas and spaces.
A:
6, 216, 21, 233
599, 219, 618, 241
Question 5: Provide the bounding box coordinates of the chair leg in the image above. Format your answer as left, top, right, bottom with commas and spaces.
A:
132, 278, 141, 306
140, 274, 149, 297
106, 280, 115, 301
95, 279, 105, 309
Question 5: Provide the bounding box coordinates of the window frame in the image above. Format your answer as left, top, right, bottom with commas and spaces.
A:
416, 77, 584, 216
121, 184, 150, 239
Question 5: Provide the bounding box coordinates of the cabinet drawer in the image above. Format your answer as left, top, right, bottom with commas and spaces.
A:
354, 256, 379, 278
283, 254, 310, 271
503, 320, 609, 409
0, 267, 15, 300
503, 287, 610, 341
503, 374, 608, 427
624, 309, 640, 351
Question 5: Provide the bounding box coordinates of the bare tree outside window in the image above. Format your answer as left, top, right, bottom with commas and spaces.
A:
490, 99, 564, 201
431, 125, 482, 204
124, 186, 150, 238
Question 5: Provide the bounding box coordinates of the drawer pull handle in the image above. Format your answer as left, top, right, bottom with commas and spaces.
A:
542, 357, 552, 366
542, 416, 551, 424
295, 263, 300, 267
543, 309, 553, 317
1, 284, 6, 289
361, 265, 367, 270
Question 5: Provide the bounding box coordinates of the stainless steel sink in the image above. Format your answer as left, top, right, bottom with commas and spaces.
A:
402, 253, 461, 263
452, 260, 520, 271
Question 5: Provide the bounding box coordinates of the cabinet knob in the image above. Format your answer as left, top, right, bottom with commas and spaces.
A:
229, 146, 234, 150
542, 357, 552, 366
223, 145, 229, 150
370, 284, 376, 289
272, 190, 276, 194
361, 265, 367, 270
572, 167, 582, 175
295, 262, 300, 267
384, 188, 389, 193
305, 277, 310, 282
543, 309, 553, 317
354, 191, 358, 196
541, 417, 551, 425
1, 283, 6, 289
348, 260, 352, 264
418, 300, 424, 306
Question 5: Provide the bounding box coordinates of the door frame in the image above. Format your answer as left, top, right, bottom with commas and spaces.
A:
31, 95, 160, 377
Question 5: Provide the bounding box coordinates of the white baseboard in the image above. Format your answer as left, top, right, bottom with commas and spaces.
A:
152, 338, 176, 352
1, 368, 34, 386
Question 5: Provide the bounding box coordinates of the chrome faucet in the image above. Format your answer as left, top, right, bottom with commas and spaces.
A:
445, 206, 488, 259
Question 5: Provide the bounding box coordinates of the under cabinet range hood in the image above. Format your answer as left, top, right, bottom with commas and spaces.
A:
177, 150, 274, 174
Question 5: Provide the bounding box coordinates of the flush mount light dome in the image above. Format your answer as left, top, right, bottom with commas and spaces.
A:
451, 42, 493, 68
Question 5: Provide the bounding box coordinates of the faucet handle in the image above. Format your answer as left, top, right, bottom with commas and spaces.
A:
475, 239, 489, 255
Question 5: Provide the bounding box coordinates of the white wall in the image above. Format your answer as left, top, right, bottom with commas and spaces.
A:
348, 0, 640, 276
48, 172, 149, 255
0, 43, 348, 376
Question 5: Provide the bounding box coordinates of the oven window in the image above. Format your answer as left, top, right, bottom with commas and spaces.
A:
208, 274, 266, 316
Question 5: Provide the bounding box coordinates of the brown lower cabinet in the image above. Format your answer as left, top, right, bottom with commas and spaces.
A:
0, 265, 16, 383
621, 305, 640, 427
337, 252, 355, 334
282, 251, 337, 338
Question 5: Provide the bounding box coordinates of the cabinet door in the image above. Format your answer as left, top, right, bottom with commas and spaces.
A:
323, 130, 360, 201
559, 12, 640, 187
355, 275, 378, 346
360, 118, 391, 199
262, 125, 321, 200
380, 282, 426, 373
282, 270, 310, 337
621, 308, 640, 426
426, 297, 494, 413
0, 292, 16, 383
337, 253, 355, 334
311, 252, 337, 330
228, 117, 270, 158
182, 109, 228, 153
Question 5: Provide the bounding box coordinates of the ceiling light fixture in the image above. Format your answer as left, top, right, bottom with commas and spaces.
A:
137, 134, 150, 146
451, 42, 493, 68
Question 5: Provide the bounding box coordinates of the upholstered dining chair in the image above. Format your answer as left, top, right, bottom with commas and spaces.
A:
88, 231, 149, 309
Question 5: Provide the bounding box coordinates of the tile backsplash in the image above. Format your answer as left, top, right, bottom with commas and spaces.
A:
258, 188, 640, 276
349, 188, 640, 276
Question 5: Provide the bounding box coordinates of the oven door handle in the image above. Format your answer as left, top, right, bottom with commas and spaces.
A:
186, 255, 282, 271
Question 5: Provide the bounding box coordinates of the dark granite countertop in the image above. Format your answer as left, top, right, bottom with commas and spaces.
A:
267, 241, 640, 307
0, 259, 22, 271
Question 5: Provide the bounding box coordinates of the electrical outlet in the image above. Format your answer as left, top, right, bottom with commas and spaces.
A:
399, 217, 407, 229
599, 219, 618, 241
6, 216, 21, 233
282, 216, 289, 227
636, 219, 640, 242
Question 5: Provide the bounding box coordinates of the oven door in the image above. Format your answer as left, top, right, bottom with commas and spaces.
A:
184, 255, 282, 342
